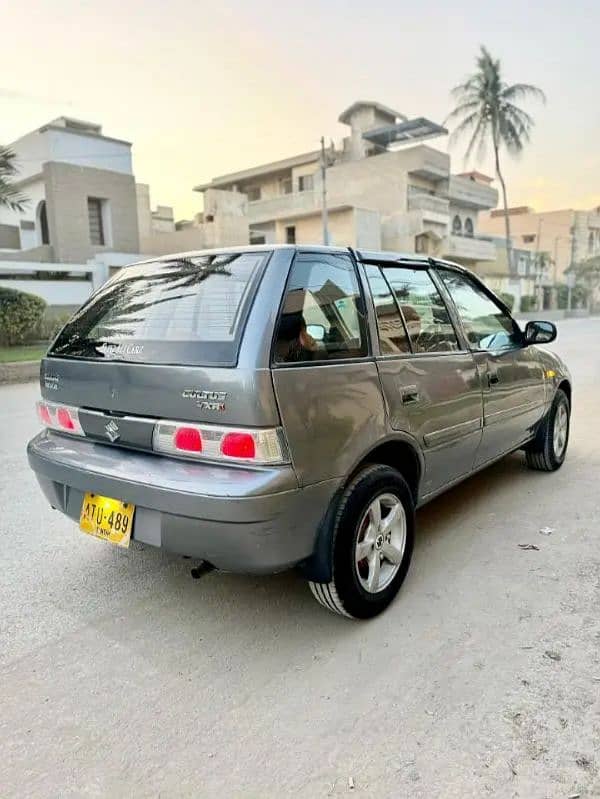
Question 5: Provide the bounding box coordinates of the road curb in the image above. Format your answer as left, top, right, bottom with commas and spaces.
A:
0, 360, 40, 385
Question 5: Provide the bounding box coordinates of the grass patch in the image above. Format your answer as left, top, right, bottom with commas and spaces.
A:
0, 344, 47, 363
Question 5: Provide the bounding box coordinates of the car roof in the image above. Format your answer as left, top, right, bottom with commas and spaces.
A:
126, 244, 470, 277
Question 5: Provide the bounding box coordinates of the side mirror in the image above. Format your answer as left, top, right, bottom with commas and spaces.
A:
306, 324, 325, 342
525, 320, 557, 345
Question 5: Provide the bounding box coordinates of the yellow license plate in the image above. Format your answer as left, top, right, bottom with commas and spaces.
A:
79, 493, 135, 547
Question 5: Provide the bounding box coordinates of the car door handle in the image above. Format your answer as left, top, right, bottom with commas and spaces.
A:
401, 386, 420, 404
488, 372, 500, 386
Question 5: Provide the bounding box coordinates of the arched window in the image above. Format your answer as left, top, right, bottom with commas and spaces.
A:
37, 201, 50, 245
464, 217, 474, 238
452, 215, 462, 236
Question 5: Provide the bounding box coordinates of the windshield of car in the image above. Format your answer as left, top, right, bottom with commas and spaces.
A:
49, 251, 267, 366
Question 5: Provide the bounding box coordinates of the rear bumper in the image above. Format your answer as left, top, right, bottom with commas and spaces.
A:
27, 431, 339, 574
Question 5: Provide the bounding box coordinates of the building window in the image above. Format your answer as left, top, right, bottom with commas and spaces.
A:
522, 234, 536, 244
280, 177, 292, 195
298, 174, 314, 192
415, 233, 429, 254
285, 225, 296, 244
87, 197, 105, 245
37, 201, 50, 245
246, 186, 261, 202
452, 215, 462, 236
464, 217, 474, 238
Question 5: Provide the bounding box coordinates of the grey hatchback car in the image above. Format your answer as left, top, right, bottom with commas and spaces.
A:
28, 246, 571, 618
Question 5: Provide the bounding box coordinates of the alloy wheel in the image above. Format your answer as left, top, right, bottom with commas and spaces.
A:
354, 493, 407, 594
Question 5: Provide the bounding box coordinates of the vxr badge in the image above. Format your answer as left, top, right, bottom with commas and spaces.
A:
104, 419, 120, 442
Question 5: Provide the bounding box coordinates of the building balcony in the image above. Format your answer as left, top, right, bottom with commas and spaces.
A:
443, 233, 496, 262
405, 145, 450, 182
247, 190, 321, 224
407, 192, 450, 220
439, 176, 499, 210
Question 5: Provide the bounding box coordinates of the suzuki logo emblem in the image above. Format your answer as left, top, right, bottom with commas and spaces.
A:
105, 419, 120, 443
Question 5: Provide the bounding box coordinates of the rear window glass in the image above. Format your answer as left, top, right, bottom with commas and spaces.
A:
49, 252, 267, 366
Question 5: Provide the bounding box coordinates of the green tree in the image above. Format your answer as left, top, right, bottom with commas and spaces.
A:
446, 46, 545, 270
0, 145, 27, 211
571, 255, 600, 311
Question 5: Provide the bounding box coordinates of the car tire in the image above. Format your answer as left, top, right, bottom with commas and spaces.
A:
525, 388, 570, 472
308, 464, 415, 619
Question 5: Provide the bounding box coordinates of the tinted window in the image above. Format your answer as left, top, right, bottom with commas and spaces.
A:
439, 269, 521, 351
50, 252, 266, 366
384, 267, 459, 353
273, 253, 367, 363
364, 265, 410, 354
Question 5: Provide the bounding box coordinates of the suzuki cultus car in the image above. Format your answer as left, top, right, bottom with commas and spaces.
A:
28, 246, 571, 618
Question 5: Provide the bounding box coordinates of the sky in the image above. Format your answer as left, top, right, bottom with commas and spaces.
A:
2, 0, 599, 220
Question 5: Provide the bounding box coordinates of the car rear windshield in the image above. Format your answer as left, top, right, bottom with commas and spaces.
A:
49, 251, 268, 366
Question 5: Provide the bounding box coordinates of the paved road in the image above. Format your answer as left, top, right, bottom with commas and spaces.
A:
1, 318, 599, 798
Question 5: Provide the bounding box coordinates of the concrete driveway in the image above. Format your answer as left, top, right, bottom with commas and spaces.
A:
1, 318, 599, 798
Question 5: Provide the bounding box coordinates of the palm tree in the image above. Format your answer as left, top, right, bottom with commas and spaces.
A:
0, 145, 27, 211
446, 46, 545, 270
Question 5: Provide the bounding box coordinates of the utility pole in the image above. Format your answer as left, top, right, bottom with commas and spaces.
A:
534, 217, 543, 311
320, 136, 329, 246
567, 226, 576, 312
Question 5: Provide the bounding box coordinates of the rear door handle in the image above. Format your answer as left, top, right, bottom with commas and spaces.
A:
488, 372, 500, 386
401, 385, 420, 404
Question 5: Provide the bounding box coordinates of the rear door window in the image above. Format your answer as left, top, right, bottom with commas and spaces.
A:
364, 264, 410, 354
384, 267, 459, 353
273, 252, 368, 363
49, 252, 267, 366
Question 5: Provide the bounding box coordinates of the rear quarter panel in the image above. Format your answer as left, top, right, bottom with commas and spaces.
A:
271, 361, 387, 486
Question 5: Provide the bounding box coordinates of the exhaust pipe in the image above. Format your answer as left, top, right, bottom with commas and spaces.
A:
190, 560, 215, 580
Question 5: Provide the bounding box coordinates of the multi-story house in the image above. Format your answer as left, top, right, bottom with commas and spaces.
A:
0, 117, 173, 310
194, 101, 499, 269
480, 206, 600, 285
475, 238, 552, 310
0, 117, 142, 264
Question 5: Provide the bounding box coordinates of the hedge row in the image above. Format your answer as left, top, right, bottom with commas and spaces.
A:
0, 287, 47, 346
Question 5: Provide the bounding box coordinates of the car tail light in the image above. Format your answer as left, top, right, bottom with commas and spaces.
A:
221, 432, 256, 459
153, 420, 287, 465
36, 400, 84, 436
174, 426, 203, 452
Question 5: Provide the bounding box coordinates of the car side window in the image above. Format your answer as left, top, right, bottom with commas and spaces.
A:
273, 253, 368, 364
384, 267, 459, 353
364, 265, 410, 354
438, 268, 522, 352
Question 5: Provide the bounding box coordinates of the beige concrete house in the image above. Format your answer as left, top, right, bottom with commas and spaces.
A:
0, 117, 143, 264
480, 206, 600, 285
475, 238, 551, 310
193, 101, 499, 269
0, 117, 161, 308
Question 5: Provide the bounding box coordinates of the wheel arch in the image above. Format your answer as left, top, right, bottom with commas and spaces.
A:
557, 378, 571, 407
298, 434, 423, 583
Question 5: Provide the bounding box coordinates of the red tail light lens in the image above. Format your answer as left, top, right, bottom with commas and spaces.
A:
36, 400, 84, 436
221, 432, 256, 459
38, 403, 52, 426
174, 427, 203, 452
57, 407, 75, 430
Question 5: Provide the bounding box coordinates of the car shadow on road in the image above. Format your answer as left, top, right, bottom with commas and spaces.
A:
61, 447, 549, 663
125, 451, 534, 629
